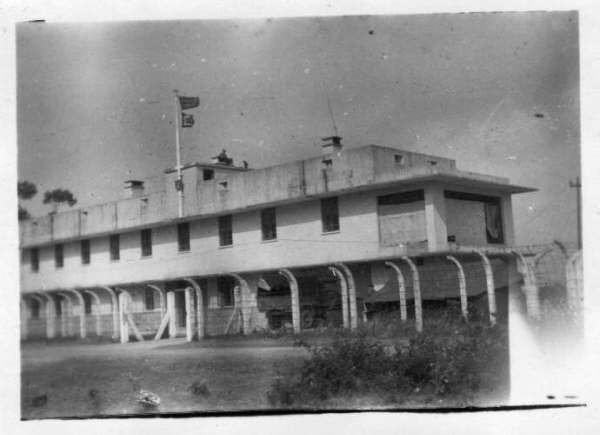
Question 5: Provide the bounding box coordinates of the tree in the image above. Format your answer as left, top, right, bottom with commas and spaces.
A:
18, 181, 37, 200
43, 188, 77, 212
17, 180, 38, 221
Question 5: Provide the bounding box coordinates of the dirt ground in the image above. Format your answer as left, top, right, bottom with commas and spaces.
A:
21, 337, 309, 419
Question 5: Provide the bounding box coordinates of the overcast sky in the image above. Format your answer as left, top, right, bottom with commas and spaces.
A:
16, 12, 579, 245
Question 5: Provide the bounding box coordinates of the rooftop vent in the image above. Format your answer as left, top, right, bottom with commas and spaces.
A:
123, 180, 145, 198
321, 136, 343, 157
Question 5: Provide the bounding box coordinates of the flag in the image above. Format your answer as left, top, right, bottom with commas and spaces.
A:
181, 112, 194, 128
178, 96, 199, 110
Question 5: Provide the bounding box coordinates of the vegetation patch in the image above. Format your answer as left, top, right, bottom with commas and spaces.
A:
268, 307, 509, 408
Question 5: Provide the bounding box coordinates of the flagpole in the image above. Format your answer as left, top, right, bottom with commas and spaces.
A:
174, 89, 183, 218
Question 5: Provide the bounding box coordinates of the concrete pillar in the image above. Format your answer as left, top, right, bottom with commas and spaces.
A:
566, 251, 583, 311
227, 273, 252, 335
500, 195, 515, 245
329, 266, 349, 329
167, 291, 177, 338
400, 256, 422, 332
65, 289, 86, 339
83, 290, 103, 337
279, 269, 301, 334
20, 298, 28, 340
59, 297, 68, 337
183, 278, 205, 339
336, 263, 358, 329
26, 295, 44, 339
147, 284, 166, 315
385, 262, 407, 322
58, 292, 75, 337
184, 287, 194, 342
475, 250, 497, 326
514, 252, 541, 321
424, 184, 448, 252
37, 292, 56, 339
118, 292, 130, 343
101, 287, 119, 340
446, 256, 468, 320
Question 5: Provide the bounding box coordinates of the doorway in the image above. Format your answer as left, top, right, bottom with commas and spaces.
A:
175, 290, 187, 331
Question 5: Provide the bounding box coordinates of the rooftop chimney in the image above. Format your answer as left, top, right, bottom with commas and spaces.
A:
321, 136, 343, 156
123, 180, 145, 198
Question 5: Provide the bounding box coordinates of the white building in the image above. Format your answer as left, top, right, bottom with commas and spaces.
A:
19, 141, 537, 342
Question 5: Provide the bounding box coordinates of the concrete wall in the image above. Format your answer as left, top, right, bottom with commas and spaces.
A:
20, 182, 516, 292
20, 145, 520, 249
378, 201, 426, 247
445, 198, 487, 245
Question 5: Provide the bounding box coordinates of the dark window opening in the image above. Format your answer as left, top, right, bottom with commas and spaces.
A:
261, 208, 277, 241
54, 244, 64, 268
217, 276, 235, 307
428, 160, 438, 166
218, 215, 233, 246
30, 248, 39, 272
203, 169, 214, 180
109, 234, 120, 261
321, 197, 340, 233
83, 293, 92, 314
394, 154, 405, 165
377, 190, 424, 205
81, 239, 91, 264
322, 158, 333, 168
177, 222, 191, 252
145, 288, 155, 310
141, 229, 152, 257
30, 299, 40, 319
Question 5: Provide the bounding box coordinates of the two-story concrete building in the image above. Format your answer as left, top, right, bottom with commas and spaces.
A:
19, 140, 537, 343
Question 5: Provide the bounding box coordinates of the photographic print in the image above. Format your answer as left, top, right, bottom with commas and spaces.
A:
16, 11, 582, 419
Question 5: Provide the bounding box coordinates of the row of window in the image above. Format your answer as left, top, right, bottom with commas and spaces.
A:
28, 198, 341, 272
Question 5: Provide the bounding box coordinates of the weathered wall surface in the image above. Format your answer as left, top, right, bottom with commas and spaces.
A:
20, 181, 515, 293
378, 201, 426, 246
20, 145, 519, 249
445, 198, 487, 245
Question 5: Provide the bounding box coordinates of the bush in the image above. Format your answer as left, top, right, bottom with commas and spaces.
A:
268, 308, 508, 407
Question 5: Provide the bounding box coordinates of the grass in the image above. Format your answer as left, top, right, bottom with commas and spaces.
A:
21, 342, 308, 419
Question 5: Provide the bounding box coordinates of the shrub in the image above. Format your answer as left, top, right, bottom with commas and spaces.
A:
268, 308, 508, 407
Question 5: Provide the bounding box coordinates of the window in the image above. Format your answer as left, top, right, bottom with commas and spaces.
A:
261, 208, 277, 241
321, 197, 340, 233
141, 229, 152, 257
145, 288, 155, 310
109, 234, 120, 261
81, 239, 91, 264
203, 169, 214, 180
394, 154, 405, 165
377, 190, 424, 206
83, 293, 92, 314
30, 248, 39, 272
217, 276, 235, 307
54, 244, 64, 268
444, 191, 504, 244
177, 222, 190, 252
218, 215, 233, 246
